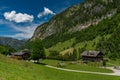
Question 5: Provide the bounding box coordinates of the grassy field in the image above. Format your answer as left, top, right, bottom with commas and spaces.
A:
0, 54, 120, 80
107, 59, 120, 66
41, 59, 113, 73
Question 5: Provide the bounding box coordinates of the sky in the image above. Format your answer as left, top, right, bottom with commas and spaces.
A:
0, 0, 83, 40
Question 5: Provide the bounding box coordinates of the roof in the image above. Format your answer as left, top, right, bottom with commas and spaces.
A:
12, 52, 25, 56
81, 51, 103, 57
12, 51, 30, 56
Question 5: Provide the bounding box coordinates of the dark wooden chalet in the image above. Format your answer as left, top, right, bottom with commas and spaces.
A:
10, 50, 31, 60
81, 51, 104, 62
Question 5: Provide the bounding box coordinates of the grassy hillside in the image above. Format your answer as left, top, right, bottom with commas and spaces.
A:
46, 13, 120, 59
0, 54, 120, 80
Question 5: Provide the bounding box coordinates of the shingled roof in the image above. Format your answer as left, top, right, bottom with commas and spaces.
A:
81, 51, 103, 57
12, 52, 25, 56
12, 49, 30, 56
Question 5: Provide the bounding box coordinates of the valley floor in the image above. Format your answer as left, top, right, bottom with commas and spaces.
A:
0, 54, 120, 80
45, 65, 120, 76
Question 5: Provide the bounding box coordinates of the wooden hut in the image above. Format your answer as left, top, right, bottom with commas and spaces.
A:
9, 50, 31, 60
81, 51, 104, 62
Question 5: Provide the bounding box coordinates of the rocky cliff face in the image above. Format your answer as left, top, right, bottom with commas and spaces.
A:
31, 0, 119, 40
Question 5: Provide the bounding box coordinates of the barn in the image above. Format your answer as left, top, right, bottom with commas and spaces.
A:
8, 50, 31, 60
81, 51, 104, 62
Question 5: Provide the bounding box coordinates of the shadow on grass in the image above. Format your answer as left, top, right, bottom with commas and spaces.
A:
35, 62, 47, 65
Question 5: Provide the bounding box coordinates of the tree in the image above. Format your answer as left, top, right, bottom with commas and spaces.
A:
102, 60, 106, 67
0, 45, 15, 55
31, 38, 46, 62
72, 49, 78, 61
19, 41, 32, 50
48, 50, 59, 59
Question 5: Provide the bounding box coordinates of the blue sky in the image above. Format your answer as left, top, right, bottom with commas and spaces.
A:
0, 0, 83, 39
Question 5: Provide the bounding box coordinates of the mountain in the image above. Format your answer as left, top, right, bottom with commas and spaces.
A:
31, 0, 120, 59
0, 37, 26, 49
31, 0, 119, 40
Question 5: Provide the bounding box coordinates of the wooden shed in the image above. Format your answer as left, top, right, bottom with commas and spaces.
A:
81, 51, 104, 62
10, 50, 31, 60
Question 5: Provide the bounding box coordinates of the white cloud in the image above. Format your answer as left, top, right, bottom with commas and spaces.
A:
4, 11, 34, 23
9, 24, 37, 39
38, 7, 55, 18
0, 19, 40, 39
7, 23, 38, 39
6, 25, 37, 39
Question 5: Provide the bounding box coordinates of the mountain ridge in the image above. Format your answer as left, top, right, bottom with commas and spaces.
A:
0, 37, 26, 49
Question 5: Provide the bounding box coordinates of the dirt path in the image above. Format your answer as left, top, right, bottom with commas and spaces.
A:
106, 67, 120, 76
45, 65, 120, 76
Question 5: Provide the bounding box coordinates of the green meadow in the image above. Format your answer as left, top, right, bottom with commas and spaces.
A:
0, 54, 120, 80
41, 59, 113, 73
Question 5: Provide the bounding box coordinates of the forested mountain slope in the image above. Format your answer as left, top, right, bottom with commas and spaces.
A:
31, 0, 120, 58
